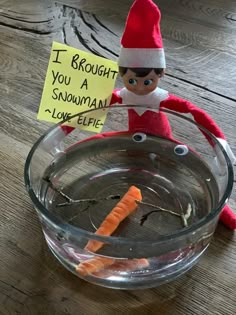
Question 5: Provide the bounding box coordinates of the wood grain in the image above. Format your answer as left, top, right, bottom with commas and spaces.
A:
0, 0, 235, 314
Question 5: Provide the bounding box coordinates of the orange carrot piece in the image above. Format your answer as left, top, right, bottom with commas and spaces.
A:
76, 258, 149, 277
109, 258, 149, 272
76, 186, 145, 276
85, 185, 142, 252
76, 257, 115, 276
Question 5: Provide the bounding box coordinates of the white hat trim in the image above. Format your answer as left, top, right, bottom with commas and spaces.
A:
118, 47, 166, 68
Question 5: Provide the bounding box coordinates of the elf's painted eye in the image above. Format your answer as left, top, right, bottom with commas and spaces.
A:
128, 79, 137, 85
144, 79, 153, 86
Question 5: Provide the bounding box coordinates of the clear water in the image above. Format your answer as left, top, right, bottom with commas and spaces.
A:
39, 134, 219, 289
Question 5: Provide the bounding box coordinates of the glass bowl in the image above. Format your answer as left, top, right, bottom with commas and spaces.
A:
24, 105, 234, 289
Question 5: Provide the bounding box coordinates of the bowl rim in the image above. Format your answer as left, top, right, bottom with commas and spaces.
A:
24, 105, 234, 246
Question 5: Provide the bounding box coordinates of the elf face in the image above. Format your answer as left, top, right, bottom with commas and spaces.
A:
122, 69, 161, 96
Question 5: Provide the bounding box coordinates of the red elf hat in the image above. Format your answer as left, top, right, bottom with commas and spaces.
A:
118, 0, 166, 68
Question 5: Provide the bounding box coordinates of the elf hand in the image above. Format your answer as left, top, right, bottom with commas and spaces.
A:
216, 138, 236, 165
214, 139, 236, 230
213, 138, 235, 178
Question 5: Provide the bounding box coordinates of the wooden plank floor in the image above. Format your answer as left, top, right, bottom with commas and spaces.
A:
0, 0, 235, 314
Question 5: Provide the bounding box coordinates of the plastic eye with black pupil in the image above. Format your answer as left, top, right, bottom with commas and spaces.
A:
174, 145, 189, 156
132, 133, 147, 143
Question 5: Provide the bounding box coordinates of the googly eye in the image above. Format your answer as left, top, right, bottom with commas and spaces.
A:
132, 133, 147, 143
174, 145, 189, 156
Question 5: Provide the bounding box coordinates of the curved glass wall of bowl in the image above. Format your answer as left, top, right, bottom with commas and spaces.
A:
24, 105, 234, 289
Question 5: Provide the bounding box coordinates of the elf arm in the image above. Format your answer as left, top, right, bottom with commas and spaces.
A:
59, 90, 122, 137
110, 88, 122, 105
161, 94, 236, 165
160, 94, 236, 230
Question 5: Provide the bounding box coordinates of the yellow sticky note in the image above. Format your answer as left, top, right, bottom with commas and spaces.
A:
37, 42, 119, 132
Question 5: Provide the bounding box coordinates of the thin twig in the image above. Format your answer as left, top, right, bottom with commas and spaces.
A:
135, 200, 193, 227
181, 203, 193, 227
43, 177, 121, 207
139, 210, 164, 226
137, 200, 193, 228
43, 176, 72, 202
185, 203, 193, 220
181, 214, 188, 227
136, 200, 181, 217
56, 195, 121, 207
136, 200, 182, 226
177, 199, 187, 227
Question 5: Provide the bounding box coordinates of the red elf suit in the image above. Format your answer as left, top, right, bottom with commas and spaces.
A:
111, 0, 236, 229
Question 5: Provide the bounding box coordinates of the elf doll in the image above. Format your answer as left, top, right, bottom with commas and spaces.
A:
110, 0, 236, 229
60, 0, 235, 229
